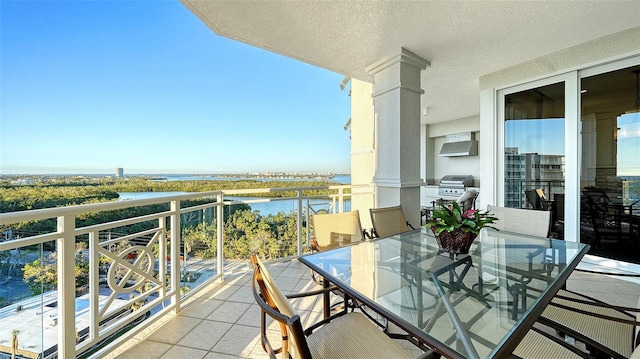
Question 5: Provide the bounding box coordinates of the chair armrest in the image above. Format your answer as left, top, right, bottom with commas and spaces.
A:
286, 285, 341, 299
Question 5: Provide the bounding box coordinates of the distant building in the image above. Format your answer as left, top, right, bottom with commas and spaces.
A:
116, 168, 124, 177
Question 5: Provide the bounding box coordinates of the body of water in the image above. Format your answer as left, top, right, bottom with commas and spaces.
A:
119, 175, 351, 215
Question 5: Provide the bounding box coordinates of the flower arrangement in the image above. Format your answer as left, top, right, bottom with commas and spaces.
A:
425, 202, 499, 235
425, 202, 499, 254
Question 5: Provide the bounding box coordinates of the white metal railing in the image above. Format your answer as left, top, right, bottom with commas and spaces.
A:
0, 184, 374, 358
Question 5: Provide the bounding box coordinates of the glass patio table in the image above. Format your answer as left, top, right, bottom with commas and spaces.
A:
298, 228, 589, 359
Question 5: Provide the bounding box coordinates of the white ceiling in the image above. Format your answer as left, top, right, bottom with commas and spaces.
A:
181, 1, 640, 124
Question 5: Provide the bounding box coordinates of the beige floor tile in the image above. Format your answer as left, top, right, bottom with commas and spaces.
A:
226, 286, 255, 304
210, 324, 260, 357
115, 340, 172, 359
236, 304, 265, 328
159, 345, 208, 359
292, 277, 320, 292
203, 353, 244, 359
178, 297, 224, 319
146, 316, 202, 344
279, 266, 308, 279
207, 301, 252, 323
273, 275, 298, 292
203, 283, 242, 301
262, 264, 285, 277
176, 319, 233, 351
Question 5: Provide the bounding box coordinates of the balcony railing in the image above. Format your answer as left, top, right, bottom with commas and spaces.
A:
0, 184, 373, 359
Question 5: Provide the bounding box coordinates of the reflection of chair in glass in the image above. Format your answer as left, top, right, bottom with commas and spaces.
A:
310, 210, 365, 252
525, 189, 553, 211
250, 255, 420, 359
581, 187, 637, 250
369, 205, 415, 238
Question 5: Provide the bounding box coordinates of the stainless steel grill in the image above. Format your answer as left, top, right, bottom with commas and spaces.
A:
437, 175, 474, 197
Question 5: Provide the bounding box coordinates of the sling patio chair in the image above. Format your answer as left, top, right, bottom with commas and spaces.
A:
486, 205, 551, 238
310, 210, 368, 252
250, 254, 434, 359
309, 210, 370, 312
537, 269, 640, 359
369, 204, 416, 238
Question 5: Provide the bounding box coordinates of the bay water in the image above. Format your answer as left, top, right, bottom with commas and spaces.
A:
118, 175, 352, 216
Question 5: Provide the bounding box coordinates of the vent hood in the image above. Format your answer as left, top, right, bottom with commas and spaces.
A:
439, 132, 478, 157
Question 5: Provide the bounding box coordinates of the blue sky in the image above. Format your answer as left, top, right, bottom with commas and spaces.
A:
0, 1, 351, 175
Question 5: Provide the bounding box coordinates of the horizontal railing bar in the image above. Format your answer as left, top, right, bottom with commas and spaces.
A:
0, 231, 61, 251
75, 211, 171, 235
179, 201, 220, 214
98, 228, 161, 246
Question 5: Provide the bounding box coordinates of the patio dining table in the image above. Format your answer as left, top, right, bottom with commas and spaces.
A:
298, 228, 589, 359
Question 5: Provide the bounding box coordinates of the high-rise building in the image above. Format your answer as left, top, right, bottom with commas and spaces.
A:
116, 168, 124, 177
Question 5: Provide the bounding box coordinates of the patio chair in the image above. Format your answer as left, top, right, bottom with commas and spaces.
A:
310, 210, 367, 252
250, 254, 429, 359
537, 269, 640, 359
486, 205, 551, 237
456, 189, 479, 212
370, 205, 415, 238
309, 210, 369, 312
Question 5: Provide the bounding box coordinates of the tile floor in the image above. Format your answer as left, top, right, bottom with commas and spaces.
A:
108, 258, 640, 359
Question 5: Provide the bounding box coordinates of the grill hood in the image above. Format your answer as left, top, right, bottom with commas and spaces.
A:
439, 140, 478, 157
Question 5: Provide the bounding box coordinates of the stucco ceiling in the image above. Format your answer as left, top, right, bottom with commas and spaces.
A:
181, 1, 640, 124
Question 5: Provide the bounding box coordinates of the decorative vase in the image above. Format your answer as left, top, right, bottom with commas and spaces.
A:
430, 227, 478, 254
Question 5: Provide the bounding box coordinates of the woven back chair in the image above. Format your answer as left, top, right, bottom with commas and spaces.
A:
537, 269, 640, 359
369, 205, 415, 238
311, 210, 365, 252
250, 255, 418, 359
487, 205, 551, 237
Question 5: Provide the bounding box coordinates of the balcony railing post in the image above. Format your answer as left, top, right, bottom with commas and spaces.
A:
296, 190, 303, 256
57, 214, 76, 359
216, 193, 224, 279
159, 216, 167, 301
89, 230, 99, 342
338, 188, 344, 213
170, 200, 181, 311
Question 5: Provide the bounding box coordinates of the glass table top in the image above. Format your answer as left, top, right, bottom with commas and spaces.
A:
299, 228, 589, 359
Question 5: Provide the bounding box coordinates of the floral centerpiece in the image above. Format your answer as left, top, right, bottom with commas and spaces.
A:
425, 202, 499, 254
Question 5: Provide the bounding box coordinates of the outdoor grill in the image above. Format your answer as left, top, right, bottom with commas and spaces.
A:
437, 175, 474, 198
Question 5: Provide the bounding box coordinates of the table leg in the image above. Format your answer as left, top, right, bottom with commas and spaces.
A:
323, 276, 330, 319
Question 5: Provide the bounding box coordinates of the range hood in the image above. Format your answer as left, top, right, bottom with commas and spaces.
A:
439, 132, 478, 157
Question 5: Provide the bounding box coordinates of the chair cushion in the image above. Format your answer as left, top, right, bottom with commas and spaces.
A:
307, 312, 414, 359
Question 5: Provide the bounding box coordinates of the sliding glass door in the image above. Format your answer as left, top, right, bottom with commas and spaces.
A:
502, 81, 566, 239
579, 63, 640, 262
